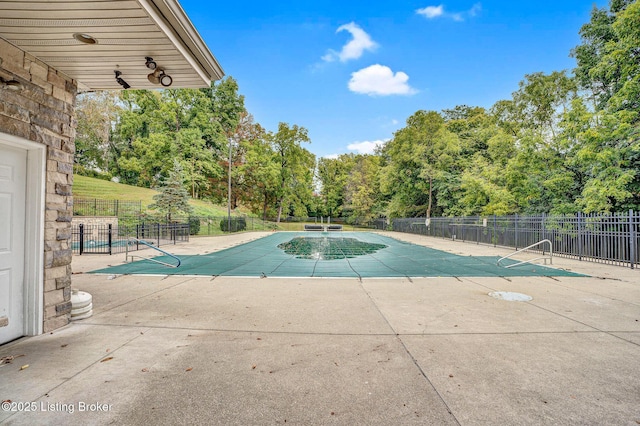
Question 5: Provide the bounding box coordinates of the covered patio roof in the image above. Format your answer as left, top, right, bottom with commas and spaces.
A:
0, 0, 224, 90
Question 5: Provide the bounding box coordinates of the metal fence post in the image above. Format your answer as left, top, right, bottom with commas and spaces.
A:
157, 223, 161, 247
493, 215, 497, 247
514, 214, 518, 251
578, 212, 583, 261
630, 209, 636, 269
79, 223, 84, 255
108, 223, 112, 255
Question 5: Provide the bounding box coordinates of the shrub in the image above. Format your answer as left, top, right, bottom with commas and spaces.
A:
188, 217, 201, 235
73, 164, 113, 181
219, 217, 247, 232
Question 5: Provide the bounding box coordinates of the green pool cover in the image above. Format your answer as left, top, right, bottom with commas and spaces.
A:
92, 232, 584, 278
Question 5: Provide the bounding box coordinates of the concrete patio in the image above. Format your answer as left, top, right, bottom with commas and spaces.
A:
1, 231, 639, 425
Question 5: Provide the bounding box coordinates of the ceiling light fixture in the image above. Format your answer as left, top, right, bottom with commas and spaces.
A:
147, 68, 161, 85
114, 70, 131, 89
0, 77, 24, 91
159, 73, 172, 87
147, 67, 173, 87
73, 33, 98, 44
145, 57, 157, 70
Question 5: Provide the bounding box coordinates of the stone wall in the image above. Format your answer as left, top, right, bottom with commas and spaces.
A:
0, 38, 77, 332
71, 217, 119, 240
72, 216, 119, 227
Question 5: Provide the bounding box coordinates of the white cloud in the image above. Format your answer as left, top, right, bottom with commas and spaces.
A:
347, 139, 388, 154
322, 22, 377, 62
348, 64, 417, 96
416, 5, 444, 18
416, 3, 481, 21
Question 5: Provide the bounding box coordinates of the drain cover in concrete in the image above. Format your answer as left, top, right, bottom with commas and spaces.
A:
488, 291, 533, 302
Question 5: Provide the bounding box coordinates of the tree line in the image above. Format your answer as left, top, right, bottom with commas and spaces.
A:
75, 77, 315, 221
75, 1, 639, 220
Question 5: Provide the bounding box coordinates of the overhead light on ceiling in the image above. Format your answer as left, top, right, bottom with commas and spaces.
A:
73, 33, 98, 44
147, 67, 173, 87
114, 70, 131, 89
0, 77, 23, 91
159, 73, 173, 87
145, 57, 157, 70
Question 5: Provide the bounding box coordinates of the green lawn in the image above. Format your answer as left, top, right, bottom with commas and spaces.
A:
73, 175, 229, 217
71, 176, 367, 235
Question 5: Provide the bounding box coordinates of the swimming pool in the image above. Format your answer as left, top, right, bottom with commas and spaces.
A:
91, 232, 583, 278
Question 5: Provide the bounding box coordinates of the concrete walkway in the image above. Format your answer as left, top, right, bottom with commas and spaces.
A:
1, 231, 639, 425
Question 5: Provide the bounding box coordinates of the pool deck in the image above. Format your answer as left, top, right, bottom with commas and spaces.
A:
1, 231, 639, 425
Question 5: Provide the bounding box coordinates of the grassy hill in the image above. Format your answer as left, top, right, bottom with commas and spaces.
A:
73, 175, 230, 217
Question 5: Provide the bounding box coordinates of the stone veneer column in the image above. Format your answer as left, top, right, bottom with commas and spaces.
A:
0, 38, 77, 333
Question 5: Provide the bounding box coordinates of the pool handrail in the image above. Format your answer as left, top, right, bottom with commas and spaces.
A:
125, 237, 181, 268
497, 239, 552, 269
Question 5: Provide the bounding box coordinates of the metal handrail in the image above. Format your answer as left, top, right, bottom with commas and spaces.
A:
497, 239, 552, 268
125, 237, 181, 268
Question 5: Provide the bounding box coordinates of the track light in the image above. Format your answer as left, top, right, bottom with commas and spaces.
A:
145, 56, 157, 70
114, 70, 131, 89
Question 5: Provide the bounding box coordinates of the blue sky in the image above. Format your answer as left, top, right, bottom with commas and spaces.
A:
179, 0, 607, 158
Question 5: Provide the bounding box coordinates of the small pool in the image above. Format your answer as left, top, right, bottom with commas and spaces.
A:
91, 232, 583, 278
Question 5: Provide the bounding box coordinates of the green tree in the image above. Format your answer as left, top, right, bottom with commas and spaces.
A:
458, 130, 518, 215
174, 127, 221, 199
270, 123, 314, 222
492, 72, 577, 140
217, 112, 262, 209
74, 91, 120, 175
238, 131, 280, 219
204, 77, 246, 228
112, 89, 225, 189
148, 160, 194, 221
572, 0, 636, 110
344, 155, 382, 221
317, 154, 355, 217
380, 111, 460, 218
569, 1, 640, 211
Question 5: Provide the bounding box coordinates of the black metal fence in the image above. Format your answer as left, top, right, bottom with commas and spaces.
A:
72, 223, 190, 255
73, 198, 142, 218
391, 211, 640, 268
187, 216, 379, 235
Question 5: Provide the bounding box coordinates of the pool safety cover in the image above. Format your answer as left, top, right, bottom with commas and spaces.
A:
91, 232, 584, 278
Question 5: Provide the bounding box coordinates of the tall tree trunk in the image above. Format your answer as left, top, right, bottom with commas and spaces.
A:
192, 158, 196, 198
276, 198, 283, 223
262, 194, 268, 221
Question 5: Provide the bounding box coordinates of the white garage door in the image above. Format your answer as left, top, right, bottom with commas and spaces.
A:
0, 144, 26, 343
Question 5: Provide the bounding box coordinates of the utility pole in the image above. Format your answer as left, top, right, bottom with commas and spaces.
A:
227, 135, 232, 233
